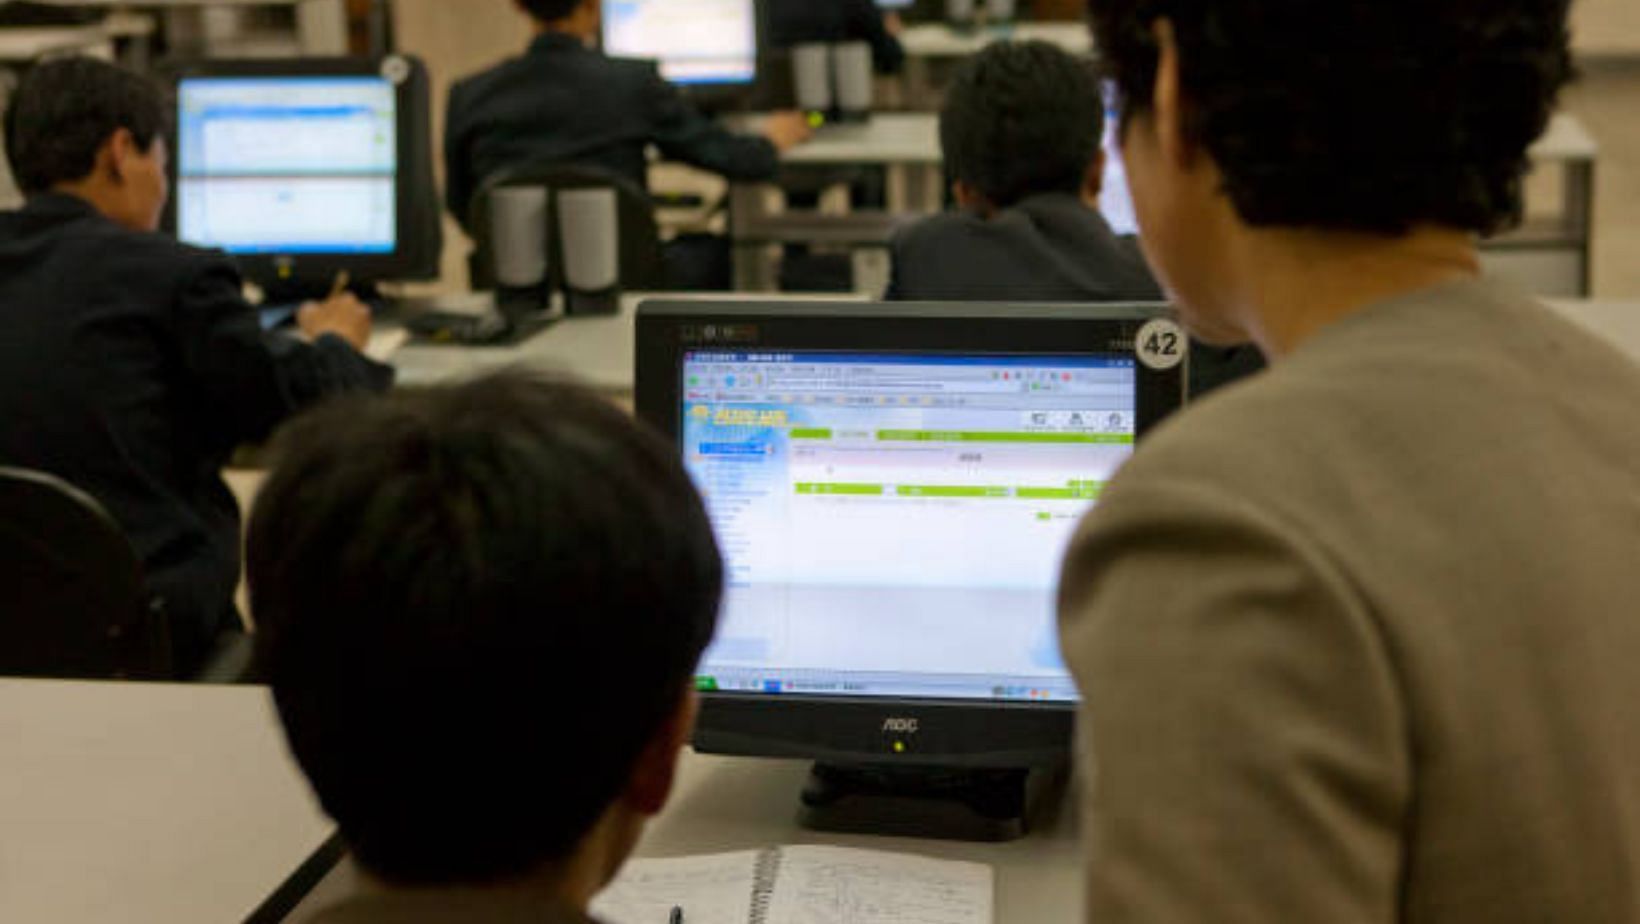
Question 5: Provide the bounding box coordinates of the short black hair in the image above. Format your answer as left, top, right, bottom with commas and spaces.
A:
517, 0, 581, 23
4, 56, 170, 194
1087, 0, 1575, 235
941, 40, 1105, 209
248, 373, 722, 886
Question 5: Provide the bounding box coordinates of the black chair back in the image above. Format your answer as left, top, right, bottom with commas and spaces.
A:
0, 467, 172, 680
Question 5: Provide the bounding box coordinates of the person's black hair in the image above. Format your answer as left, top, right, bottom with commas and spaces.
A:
940, 40, 1105, 210
1086, 0, 1575, 235
3, 56, 170, 194
517, 0, 582, 23
248, 373, 723, 886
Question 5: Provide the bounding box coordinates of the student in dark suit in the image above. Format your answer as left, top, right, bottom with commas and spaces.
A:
0, 58, 391, 677
766, 0, 906, 73
445, 0, 811, 289
250, 374, 722, 924
887, 41, 1261, 396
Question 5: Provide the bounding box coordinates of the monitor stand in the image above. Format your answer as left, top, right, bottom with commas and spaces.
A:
797, 762, 1065, 842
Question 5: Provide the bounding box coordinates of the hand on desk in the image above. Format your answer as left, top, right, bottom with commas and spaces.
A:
298, 292, 373, 352
762, 111, 814, 152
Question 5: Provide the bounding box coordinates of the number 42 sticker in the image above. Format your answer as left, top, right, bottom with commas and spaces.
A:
1135, 319, 1187, 371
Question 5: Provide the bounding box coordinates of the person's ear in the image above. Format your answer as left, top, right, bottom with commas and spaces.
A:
1150, 18, 1194, 171
104, 128, 141, 186
622, 687, 698, 817
1082, 149, 1107, 202
952, 180, 989, 215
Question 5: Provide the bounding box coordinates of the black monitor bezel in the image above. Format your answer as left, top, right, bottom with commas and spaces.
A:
636, 300, 1185, 768
164, 56, 439, 288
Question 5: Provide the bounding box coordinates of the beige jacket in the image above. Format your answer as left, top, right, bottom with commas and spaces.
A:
1059, 280, 1640, 922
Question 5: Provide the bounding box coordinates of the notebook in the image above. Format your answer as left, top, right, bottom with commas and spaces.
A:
590, 845, 994, 924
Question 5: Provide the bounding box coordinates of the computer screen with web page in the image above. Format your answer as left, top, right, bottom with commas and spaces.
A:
603, 0, 759, 86
680, 350, 1141, 704
176, 76, 398, 255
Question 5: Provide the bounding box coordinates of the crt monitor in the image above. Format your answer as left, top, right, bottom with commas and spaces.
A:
637, 301, 1186, 838
169, 56, 442, 295
602, 0, 759, 87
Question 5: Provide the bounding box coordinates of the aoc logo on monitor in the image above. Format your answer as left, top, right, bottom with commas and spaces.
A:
882, 717, 920, 735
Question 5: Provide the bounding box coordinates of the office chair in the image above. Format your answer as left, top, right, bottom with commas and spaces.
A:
0, 467, 253, 683
467, 162, 666, 321
0, 467, 172, 680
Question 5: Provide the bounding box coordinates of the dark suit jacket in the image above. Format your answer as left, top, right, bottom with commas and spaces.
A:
767, 0, 906, 73
445, 33, 779, 228
0, 193, 392, 672
887, 192, 1163, 303
887, 192, 1265, 396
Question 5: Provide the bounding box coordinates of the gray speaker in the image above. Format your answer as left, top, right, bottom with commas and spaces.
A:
989, 0, 1017, 22
488, 185, 550, 316
946, 0, 976, 27
832, 42, 873, 123
557, 187, 621, 317
792, 43, 833, 114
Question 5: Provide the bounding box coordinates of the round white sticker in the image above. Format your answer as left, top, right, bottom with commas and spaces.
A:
380, 56, 412, 85
1135, 319, 1187, 371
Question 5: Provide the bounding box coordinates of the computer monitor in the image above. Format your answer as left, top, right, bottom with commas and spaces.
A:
602, 0, 759, 87
637, 301, 1187, 839
168, 56, 442, 296
1099, 81, 1139, 236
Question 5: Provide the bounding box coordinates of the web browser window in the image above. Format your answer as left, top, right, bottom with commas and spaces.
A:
177, 77, 397, 255
603, 0, 757, 86
683, 351, 1139, 703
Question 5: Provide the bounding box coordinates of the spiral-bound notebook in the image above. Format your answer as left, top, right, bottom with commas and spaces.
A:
590, 845, 994, 924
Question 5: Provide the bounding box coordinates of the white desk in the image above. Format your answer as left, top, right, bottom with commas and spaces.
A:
0, 679, 334, 924
389, 291, 870, 394
1485, 113, 1600, 298
0, 24, 115, 60
899, 22, 1094, 108
1547, 299, 1640, 362
751, 110, 1598, 300
294, 752, 1083, 923
781, 113, 941, 167
900, 22, 1093, 59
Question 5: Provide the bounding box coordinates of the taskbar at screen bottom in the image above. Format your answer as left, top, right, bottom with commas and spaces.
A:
696, 668, 1080, 704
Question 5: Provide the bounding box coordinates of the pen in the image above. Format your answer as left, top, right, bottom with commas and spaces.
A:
669, 906, 684, 924
327, 270, 351, 301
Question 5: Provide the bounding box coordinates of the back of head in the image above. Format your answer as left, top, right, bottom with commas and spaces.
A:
1087, 0, 1574, 235
248, 373, 722, 886
940, 40, 1104, 210
517, 0, 583, 24
4, 56, 169, 195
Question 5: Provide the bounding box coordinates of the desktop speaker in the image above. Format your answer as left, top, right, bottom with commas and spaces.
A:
488, 186, 551, 313
832, 42, 873, 124
792, 43, 834, 114
558, 188, 621, 317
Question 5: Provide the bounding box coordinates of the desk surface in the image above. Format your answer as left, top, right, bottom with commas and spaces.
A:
901, 21, 1093, 58
0, 24, 114, 59
741, 113, 941, 166
1548, 299, 1640, 361
296, 752, 1083, 923
764, 111, 1592, 169
389, 291, 869, 394
0, 679, 332, 924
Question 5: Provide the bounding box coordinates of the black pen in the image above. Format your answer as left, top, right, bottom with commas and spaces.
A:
669, 906, 685, 924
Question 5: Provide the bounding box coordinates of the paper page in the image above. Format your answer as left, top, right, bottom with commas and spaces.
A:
592, 851, 761, 924
764, 846, 993, 924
